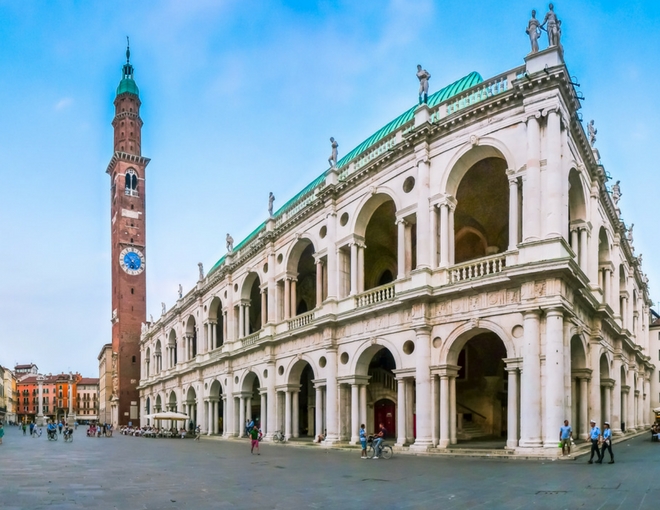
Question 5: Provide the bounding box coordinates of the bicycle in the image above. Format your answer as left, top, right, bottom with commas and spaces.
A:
64, 430, 73, 443
366, 436, 393, 459
47, 429, 58, 441
272, 430, 285, 442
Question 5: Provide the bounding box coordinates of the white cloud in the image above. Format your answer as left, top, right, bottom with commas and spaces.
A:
54, 97, 73, 111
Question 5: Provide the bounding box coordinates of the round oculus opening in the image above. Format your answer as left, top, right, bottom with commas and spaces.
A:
278, 366, 284, 376
319, 356, 327, 368
319, 226, 327, 239
403, 340, 415, 355
403, 176, 415, 193
340, 212, 349, 226
340, 352, 349, 365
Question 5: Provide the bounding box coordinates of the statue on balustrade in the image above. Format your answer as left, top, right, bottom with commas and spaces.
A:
541, 3, 561, 47
526, 10, 541, 53
268, 192, 275, 217
226, 233, 234, 253
161, 302, 166, 315
611, 180, 621, 205
178, 284, 183, 299
416, 65, 431, 105
588, 120, 597, 147
328, 137, 339, 168
198, 262, 204, 281
627, 223, 634, 245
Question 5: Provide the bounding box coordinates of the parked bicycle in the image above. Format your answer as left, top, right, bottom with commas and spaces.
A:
366, 435, 393, 459
272, 430, 286, 442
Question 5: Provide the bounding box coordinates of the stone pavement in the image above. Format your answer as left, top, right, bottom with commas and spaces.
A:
1, 425, 659, 510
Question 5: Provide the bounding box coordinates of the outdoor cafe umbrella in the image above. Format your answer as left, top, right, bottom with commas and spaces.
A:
144, 411, 190, 432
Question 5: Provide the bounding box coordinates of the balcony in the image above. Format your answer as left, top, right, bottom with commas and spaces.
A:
355, 282, 396, 309
241, 332, 260, 348
449, 254, 506, 284
288, 310, 315, 330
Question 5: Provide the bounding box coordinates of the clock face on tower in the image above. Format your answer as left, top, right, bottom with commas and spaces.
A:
119, 247, 145, 275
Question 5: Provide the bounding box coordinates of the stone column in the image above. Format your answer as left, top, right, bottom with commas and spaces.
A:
506, 364, 519, 448
416, 154, 431, 269
588, 340, 601, 430
545, 109, 562, 237
507, 171, 519, 250
261, 290, 267, 328
523, 114, 541, 241
291, 279, 297, 317
351, 384, 360, 444
431, 375, 439, 446
405, 379, 415, 444
438, 374, 449, 448
350, 243, 358, 296
570, 228, 578, 259
603, 384, 612, 425
325, 348, 338, 442
357, 244, 365, 293
612, 358, 622, 434
627, 372, 636, 432
397, 219, 406, 278
284, 279, 291, 319
244, 304, 250, 335
206, 399, 212, 435
579, 227, 588, 272
239, 396, 246, 437
396, 377, 407, 446
359, 384, 367, 431
315, 259, 323, 306
246, 396, 252, 423
520, 310, 542, 447
326, 211, 338, 300
222, 310, 228, 344
448, 203, 456, 265
292, 390, 299, 438
238, 305, 244, 338
412, 327, 432, 450
429, 205, 438, 268
449, 374, 457, 444
315, 385, 324, 438
579, 377, 589, 440
266, 361, 276, 438
439, 204, 449, 268
284, 391, 292, 440
260, 391, 267, 432
544, 308, 564, 447
268, 251, 277, 323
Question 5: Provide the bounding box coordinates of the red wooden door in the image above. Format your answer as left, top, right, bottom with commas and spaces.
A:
374, 399, 396, 437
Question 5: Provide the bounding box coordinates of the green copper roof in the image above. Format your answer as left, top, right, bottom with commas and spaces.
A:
208, 71, 483, 276
117, 77, 139, 96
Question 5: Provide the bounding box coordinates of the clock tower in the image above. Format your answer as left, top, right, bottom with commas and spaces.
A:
106, 41, 149, 426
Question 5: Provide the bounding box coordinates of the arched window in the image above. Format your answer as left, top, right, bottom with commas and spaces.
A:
125, 169, 138, 196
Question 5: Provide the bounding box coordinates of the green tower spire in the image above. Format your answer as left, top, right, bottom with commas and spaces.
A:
116, 37, 139, 97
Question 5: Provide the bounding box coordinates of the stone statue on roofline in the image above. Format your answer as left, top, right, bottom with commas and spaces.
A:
161, 302, 166, 315
226, 233, 234, 253
541, 3, 561, 48
588, 120, 597, 147
626, 223, 634, 245
150, 314, 154, 323
611, 180, 621, 205
416, 65, 431, 105
328, 137, 339, 168
268, 192, 275, 217
526, 10, 541, 53
198, 262, 204, 281
178, 284, 183, 299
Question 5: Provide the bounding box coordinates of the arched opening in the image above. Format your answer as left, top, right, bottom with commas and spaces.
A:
568, 169, 587, 265
598, 227, 611, 305
155, 394, 162, 413
167, 330, 177, 367
364, 200, 398, 291
241, 372, 261, 436
449, 329, 508, 446
288, 361, 316, 438
209, 380, 224, 435
125, 169, 138, 196
154, 340, 162, 374
454, 157, 509, 264
287, 240, 317, 315
185, 387, 198, 432
145, 397, 151, 425
240, 273, 262, 336
145, 347, 151, 378
570, 335, 588, 438
168, 391, 177, 413
619, 265, 627, 322
600, 353, 611, 426
185, 316, 197, 359
354, 345, 399, 441
208, 297, 224, 349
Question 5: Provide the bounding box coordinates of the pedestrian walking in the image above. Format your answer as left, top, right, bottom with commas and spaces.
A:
588, 420, 602, 464
601, 422, 614, 464
249, 425, 260, 455
22, 423, 26, 435
194, 425, 201, 441
559, 419, 573, 457
0, 423, 4, 445
29, 422, 34, 436
359, 424, 367, 459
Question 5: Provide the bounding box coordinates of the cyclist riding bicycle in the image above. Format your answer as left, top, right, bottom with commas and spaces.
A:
47, 421, 57, 440
372, 423, 387, 459
63, 425, 73, 441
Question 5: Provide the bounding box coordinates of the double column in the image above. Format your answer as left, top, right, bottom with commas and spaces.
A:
435, 365, 459, 448
438, 197, 456, 268
504, 359, 522, 449
412, 326, 432, 450
507, 170, 520, 250
283, 276, 298, 319
349, 242, 365, 296
279, 385, 300, 440
348, 377, 369, 444
544, 308, 565, 447
523, 113, 541, 241
519, 310, 542, 447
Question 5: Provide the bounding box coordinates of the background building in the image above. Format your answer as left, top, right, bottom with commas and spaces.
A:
1, 367, 18, 424
98, 343, 113, 424
76, 378, 99, 422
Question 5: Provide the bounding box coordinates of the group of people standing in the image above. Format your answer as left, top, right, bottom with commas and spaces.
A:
560, 419, 614, 463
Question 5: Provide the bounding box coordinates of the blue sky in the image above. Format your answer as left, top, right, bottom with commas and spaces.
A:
0, 0, 658, 377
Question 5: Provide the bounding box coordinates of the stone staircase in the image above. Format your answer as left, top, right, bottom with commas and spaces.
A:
457, 419, 489, 441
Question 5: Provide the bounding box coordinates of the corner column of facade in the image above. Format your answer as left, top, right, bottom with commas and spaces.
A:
349, 243, 358, 296
325, 211, 338, 300
412, 325, 432, 450
520, 310, 542, 447
523, 113, 541, 241
324, 346, 338, 442
415, 152, 431, 269
544, 108, 563, 237
507, 170, 520, 250
397, 219, 407, 278
544, 308, 565, 448
395, 374, 408, 446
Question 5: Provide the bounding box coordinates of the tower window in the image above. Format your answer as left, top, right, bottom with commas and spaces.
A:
125, 169, 138, 196
132, 356, 136, 363
130, 205, 134, 210
131, 288, 134, 294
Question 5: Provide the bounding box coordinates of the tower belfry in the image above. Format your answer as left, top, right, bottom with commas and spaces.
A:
106, 40, 150, 426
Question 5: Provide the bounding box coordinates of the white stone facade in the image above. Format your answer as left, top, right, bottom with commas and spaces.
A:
138, 48, 655, 454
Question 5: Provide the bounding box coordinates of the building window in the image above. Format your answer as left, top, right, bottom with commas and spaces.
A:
125, 169, 138, 196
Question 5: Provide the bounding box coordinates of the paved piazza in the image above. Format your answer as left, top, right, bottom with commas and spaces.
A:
2, 427, 660, 509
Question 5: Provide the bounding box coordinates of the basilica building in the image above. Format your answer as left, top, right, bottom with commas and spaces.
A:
135, 44, 655, 454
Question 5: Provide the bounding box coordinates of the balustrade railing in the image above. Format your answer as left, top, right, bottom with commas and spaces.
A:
369, 367, 397, 393
449, 254, 506, 283
288, 310, 315, 330
355, 283, 396, 308
241, 332, 260, 348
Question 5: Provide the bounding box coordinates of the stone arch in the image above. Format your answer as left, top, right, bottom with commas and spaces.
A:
442, 141, 515, 198
286, 239, 317, 314
352, 338, 403, 377
240, 370, 261, 393
145, 347, 151, 378
570, 334, 588, 369
598, 227, 611, 264
184, 315, 198, 359
168, 389, 178, 412
240, 272, 262, 334
209, 379, 223, 398
240, 370, 262, 433
167, 329, 177, 367
440, 319, 515, 365
285, 356, 318, 384
568, 168, 588, 223
352, 191, 400, 239
285, 357, 318, 438
207, 296, 224, 348
599, 352, 611, 379
185, 385, 197, 405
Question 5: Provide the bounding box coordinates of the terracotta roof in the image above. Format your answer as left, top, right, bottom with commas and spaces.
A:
78, 378, 99, 385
